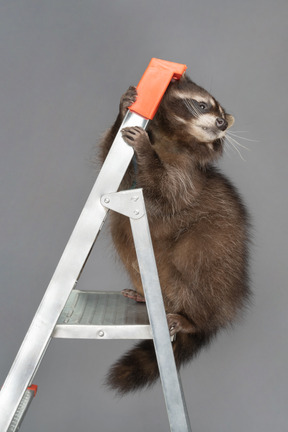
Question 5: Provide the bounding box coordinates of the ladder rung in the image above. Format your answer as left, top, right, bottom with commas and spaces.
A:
53, 290, 152, 340
8, 385, 37, 432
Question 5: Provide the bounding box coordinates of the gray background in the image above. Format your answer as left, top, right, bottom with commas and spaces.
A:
0, 1, 287, 431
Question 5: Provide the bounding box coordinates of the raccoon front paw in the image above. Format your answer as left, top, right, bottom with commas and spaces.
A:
121, 126, 150, 149
119, 86, 137, 119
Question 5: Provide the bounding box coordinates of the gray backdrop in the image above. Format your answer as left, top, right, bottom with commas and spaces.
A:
0, 1, 287, 431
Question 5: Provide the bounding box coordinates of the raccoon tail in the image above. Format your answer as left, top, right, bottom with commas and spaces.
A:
105, 332, 213, 395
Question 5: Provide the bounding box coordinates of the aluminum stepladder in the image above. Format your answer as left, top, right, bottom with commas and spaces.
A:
0, 58, 192, 432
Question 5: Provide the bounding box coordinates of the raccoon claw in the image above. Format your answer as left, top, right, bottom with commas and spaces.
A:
119, 86, 137, 118
121, 289, 146, 303
121, 126, 149, 148
167, 313, 197, 336
167, 314, 181, 337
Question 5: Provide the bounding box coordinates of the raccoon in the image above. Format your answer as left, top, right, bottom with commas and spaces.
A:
99, 75, 251, 394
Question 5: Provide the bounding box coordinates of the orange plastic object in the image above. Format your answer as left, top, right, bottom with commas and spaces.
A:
27, 385, 38, 397
129, 58, 187, 120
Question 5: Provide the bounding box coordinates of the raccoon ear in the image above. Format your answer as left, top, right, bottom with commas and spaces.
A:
226, 114, 235, 129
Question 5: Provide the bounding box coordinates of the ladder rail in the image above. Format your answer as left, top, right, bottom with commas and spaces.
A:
131, 206, 192, 432
0, 58, 191, 432
102, 189, 192, 432
7, 386, 37, 432
0, 111, 148, 432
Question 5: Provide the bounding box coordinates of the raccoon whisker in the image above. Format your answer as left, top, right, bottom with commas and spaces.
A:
183, 99, 200, 118
222, 138, 233, 159
183, 99, 193, 114
227, 131, 258, 143
225, 135, 246, 161
220, 137, 228, 153
227, 130, 249, 134
225, 139, 241, 160
185, 98, 204, 118
190, 101, 201, 115
223, 145, 231, 158
226, 133, 250, 151
190, 101, 202, 117
220, 137, 230, 157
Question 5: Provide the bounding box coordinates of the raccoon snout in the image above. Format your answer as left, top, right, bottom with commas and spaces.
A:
215, 117, 228, 131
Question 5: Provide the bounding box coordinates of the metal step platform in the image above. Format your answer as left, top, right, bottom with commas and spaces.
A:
53, 290, 152, 340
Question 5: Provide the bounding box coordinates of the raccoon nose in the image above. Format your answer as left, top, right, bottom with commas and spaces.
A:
216, 117, 228, 131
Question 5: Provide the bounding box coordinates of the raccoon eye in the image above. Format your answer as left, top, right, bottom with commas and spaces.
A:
199, 102, 208, 111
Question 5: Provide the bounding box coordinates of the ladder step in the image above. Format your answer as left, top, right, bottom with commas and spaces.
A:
53, 290, 152, 340
8, 385, 37, 432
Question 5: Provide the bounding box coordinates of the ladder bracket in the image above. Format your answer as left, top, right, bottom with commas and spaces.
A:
101, 189, 146, 219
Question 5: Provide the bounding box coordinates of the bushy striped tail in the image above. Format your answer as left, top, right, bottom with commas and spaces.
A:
105, 332, 213, 395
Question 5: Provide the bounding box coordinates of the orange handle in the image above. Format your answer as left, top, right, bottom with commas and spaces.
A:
129, 58, 187, 120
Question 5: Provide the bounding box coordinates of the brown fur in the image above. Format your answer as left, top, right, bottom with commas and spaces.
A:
99, 76, 251, 394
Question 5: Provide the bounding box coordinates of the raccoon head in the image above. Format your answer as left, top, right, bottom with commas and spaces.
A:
152, 75, 234, 165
